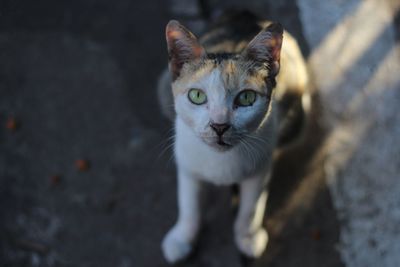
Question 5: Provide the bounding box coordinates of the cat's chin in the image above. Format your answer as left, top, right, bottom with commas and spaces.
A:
214, 141, 233, 151
203, 138, 235, 152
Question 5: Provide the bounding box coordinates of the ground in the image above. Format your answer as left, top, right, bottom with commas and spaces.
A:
0, 1, 349, 266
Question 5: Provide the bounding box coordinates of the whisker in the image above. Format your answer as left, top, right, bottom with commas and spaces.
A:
240, 137, 257, 170
245, 137, 263, 165
157, 136, 176, 161
154, 127, 176, 161
166, 144, 176, 165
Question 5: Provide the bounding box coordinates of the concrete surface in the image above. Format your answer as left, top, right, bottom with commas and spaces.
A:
4, 0, 397, 266
298, 0, 400, 266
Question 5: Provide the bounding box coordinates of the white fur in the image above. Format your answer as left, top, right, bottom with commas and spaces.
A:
162, 101, 277, 263
175, 117, 271, 184
161, 19, 308, 264
162, 167, 202, 263
162, 35, 280, 264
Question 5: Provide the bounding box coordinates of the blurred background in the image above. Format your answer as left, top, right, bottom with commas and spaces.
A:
0, 0, 399, 266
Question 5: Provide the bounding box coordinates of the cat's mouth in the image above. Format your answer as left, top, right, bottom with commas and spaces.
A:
199, 133, 235, 151
216, 137, 232, 148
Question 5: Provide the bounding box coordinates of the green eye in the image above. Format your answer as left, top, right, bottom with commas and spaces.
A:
235, 90, 257, 107
188, 88, 207, 105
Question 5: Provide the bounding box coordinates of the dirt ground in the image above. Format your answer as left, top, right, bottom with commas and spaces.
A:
0, 1, 344, 266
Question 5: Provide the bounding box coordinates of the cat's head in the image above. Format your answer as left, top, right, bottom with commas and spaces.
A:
166, 20, 283, 151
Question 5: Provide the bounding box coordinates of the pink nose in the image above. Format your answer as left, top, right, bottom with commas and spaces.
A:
210, 123, 230, 136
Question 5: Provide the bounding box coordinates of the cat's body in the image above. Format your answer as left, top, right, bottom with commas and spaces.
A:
158, 11, 309, 263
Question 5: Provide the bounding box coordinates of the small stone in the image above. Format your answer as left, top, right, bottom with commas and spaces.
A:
75, 159, 90, 171
311, 229, 321, 241
50, 175, 61, 186
5, 116, 18, 132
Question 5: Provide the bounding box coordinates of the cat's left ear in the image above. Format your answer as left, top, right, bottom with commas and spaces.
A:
166, 20, 205, 80
243, 22, 283, 76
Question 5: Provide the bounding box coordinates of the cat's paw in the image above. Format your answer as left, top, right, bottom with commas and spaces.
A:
235, 227, 268, 258
162, 226, 193, 264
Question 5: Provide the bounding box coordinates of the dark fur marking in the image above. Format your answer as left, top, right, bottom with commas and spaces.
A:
207, 53, 239, 64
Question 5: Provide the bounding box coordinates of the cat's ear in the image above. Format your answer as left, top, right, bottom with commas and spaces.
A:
243, 22, 283, 76
166, 20, 205, 80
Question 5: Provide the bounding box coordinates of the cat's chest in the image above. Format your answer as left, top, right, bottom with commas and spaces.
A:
177, 144, 249, 184
175, 142, 250, 184
174, 126, 258, 185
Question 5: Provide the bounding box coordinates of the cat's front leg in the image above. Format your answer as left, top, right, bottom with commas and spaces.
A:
234, 174, 269, 258
162, 168, 202, 263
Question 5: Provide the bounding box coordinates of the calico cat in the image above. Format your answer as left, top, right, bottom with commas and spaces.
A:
158, 11, 309, 263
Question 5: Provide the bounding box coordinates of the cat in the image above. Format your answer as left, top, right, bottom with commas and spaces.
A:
157, 11, 310, 263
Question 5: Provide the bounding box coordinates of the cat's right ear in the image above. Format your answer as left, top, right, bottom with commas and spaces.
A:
166, 20, 205, 80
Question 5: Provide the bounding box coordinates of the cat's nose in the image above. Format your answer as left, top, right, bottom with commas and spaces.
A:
210, 123, 231, 136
